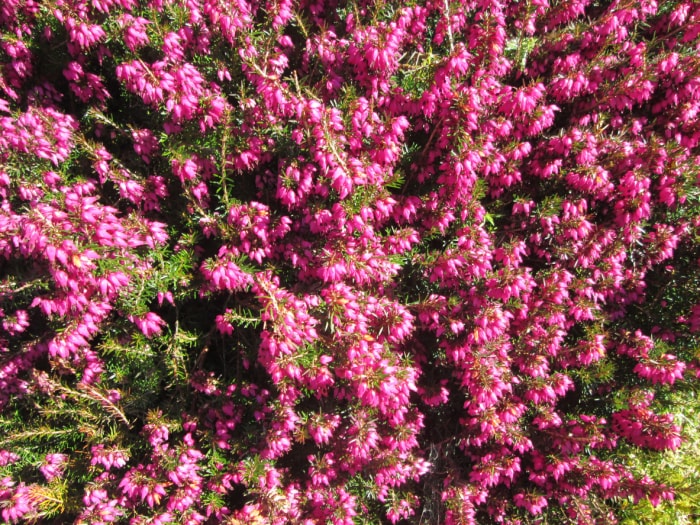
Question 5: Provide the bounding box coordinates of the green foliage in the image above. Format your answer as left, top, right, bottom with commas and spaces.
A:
505, 36, 539, 72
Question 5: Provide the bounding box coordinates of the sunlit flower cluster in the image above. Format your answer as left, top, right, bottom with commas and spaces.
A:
1, 0, 700, 523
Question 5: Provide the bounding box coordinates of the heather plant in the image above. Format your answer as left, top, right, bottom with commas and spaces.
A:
1, 0, 700, 523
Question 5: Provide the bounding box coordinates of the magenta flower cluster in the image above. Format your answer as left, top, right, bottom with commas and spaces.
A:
1, 0, 700, 523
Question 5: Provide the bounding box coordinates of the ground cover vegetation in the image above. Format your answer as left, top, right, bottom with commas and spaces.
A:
2, 0, 700, 523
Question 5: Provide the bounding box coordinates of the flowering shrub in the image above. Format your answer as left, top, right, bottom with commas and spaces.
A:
1, 0, 700, 523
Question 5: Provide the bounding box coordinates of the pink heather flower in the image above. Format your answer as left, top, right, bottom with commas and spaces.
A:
574, 334, 607, 366
63, 61, 109, 103
132, 128, 160, 163
43, 170, 62, 187
97, 272, 130, 298
65, 18, 106, 49
1, 482, 35, 523
0, 106, 77, 165
261, 431, 292, 460
217, 66, 232, 82
613, 408, 682, 451
144, 220, 169, 248
0, 450, 19, 466
119, 468, 168, 507
202, 257, 253, 292
115, 60, 167, 106
308, 453, 336, 488
190, 181, 209, 207
645, 481, 675, 507
144, 175, 169, 211
156, 291, 175, 307
172, 157, 199, 183
163, 31, 185, 61
616, 330, 655, 359
588, 457, 623, 491
634, 355, 686, 385
200, 96, 227, 131
0, 170, 10, 191
129, 312, 166, 338
118, 14, 151, 52
386, 498, 417, 524
144, 423, 169, 447
2, 310, 30, 335
2, 39, 33, 80
308, 413, 341, 445
215, 311, 234, 335
83, 486, 109, 507
40, 453, 68, 482
83, 500, 125, 523
90, 445, 129, 470
513, 492, 548, 515
118, 179, 144, 203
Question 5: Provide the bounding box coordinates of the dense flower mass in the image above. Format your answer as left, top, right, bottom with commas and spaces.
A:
1, 0, 700, 523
